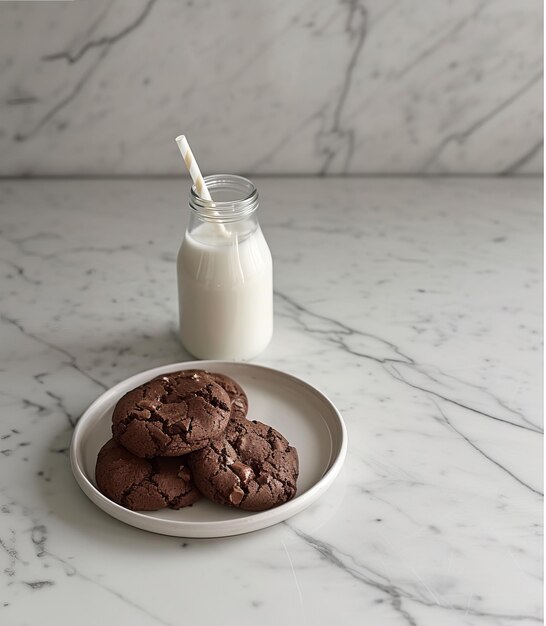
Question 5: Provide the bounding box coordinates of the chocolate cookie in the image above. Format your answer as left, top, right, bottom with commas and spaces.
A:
181, 370, 248, 419
208, 372, 248, 420
188, 416, 298, 512
95, 439, 200, 511
112, 371, 231, 458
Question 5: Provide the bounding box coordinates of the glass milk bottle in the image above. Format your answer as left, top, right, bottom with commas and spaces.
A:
177, 175, 273, 360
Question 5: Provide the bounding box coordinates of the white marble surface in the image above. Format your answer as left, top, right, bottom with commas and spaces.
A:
0, 0, 542, 176
0, 176, 542, 625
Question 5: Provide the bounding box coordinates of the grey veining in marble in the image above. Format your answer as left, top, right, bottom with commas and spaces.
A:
0, 176, 542, 625
0, 0, 542, 176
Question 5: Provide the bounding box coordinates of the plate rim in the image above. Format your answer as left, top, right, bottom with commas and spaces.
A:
70, 360, 348, 537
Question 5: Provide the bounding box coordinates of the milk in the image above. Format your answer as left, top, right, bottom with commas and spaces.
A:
177, 221, 273, 360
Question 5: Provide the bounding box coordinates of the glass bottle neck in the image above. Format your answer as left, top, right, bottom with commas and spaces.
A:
186, 212, 260, 243
188, 174, 259, 224
186, 174, 261, 243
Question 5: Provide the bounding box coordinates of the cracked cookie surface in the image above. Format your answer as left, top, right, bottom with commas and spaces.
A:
208, 372, 249, 420
112, 371, 231, 458
181, 369, 248, 419
188, 416, 298, 512
95, 439, 201, 511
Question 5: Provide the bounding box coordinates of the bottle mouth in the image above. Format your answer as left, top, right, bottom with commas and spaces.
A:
189, 175, 259, 222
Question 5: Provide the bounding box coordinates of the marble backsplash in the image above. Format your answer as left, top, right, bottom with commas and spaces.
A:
0, 0, 542, 176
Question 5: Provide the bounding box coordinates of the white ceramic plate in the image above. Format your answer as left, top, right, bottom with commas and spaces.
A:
70, 361, 347, 538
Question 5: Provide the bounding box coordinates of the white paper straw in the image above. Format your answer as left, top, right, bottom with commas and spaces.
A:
175, 135, 213, 201
175, 135, 229, 237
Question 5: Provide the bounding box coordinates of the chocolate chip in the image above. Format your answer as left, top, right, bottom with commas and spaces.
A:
229, 485, 245, 505
177, 466, 191, 482
230, 461, 254, 484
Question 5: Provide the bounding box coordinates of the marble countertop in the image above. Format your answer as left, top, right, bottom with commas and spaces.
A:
0, 176, 542, 625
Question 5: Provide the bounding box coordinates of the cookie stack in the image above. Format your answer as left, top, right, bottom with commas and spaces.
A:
95, 369, 299, 513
